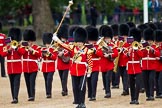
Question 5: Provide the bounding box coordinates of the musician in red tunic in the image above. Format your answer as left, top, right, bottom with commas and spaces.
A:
57, 24, 70, 96
96, 25, 118, 98
0, 33, 6, 77
111, 24, 120, 89
19, 29, 41, 101
86, 26, 99, 101
154, 30, 162, 98
41, 32, 57, 98
118, 24, 130, 96
126, 28, 143, 104
53, 27, 93, 108
141, 28, 160, 101
1, 28, 22, 104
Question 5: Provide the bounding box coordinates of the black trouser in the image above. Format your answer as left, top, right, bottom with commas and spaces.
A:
155, 72, 162, 96
112, 70, 120, 86
24, 72, 37, 98
129, 73, 141, 101
102, 70, 113, 94
87, 71, 99, 98
102, 72, 106, 89
9, 74, 21, 100
143, 70, 155, 97
140, 71, 145, 90
43, 72, 54, 96
71, 75, 86, 104
119, 66, 129, 93
0, 55, 6, 77
58, 70, 69, 93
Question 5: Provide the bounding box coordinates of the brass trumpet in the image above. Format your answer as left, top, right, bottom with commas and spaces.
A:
10, 40, 19, 49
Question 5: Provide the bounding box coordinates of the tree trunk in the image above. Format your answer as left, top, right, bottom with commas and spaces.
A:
32, 0, 54, 38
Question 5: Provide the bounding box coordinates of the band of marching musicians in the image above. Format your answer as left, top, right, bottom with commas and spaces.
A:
1, 21, 162, 108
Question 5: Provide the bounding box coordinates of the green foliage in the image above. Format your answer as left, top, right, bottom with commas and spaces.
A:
0, 0, 31, 17
117, 0, 143, 9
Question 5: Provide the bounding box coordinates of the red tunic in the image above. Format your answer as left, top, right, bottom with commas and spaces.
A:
141, 45, 160, 70
96, 43, 118, 72
118, 42, 130, 67
1, 45, 22, 74
0, 33, 6, 55
126, 49, 143, 74
41, 47, 57, 72
60, 44, 93, 76
57, 48, 70, 70
19, 44, 41, 73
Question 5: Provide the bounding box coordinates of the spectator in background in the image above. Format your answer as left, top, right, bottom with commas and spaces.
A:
63, 6, 70, 24
113, 5, 120, 24
133, 7, 140, 24
149, 0, 160, 22
73, 3, 82, 25
24, 4, 32, 25
17, 7, 24, 26
90, 2, 98, 27
85, 0, 91, 25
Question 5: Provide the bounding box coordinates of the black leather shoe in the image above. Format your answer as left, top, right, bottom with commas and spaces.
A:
28, 97, 34, 101
1, 75, 7, 78
89, 97, 96, 101
130, 100, 135, 104
146, 96, 154, 101
112, 85, 119, 89
46, 95, 52, 98
121, 91, 129, 96
80, 103, 86, 108
62, 91, 68, 96
134, 100, 139, 105
73, 101, 78, 104
156, 94, 162, 98
104, 93, 111, 98
11, 99, 18, 104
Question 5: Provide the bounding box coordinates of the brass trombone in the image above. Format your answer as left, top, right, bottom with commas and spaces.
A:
10, 40, 19, 49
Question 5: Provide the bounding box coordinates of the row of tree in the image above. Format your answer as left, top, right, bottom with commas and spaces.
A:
0, 0, 143, 38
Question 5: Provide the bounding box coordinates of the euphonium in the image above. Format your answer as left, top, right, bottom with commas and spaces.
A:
10, 40, 19, 49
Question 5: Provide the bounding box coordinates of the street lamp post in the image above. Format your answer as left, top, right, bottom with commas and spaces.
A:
144, 0, 148, 23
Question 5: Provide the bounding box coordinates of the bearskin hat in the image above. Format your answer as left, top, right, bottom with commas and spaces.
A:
119, 24, 129, 36
23, 29, 36, 41
85, 26, 98, 41
111, 24, 119, 36
127, 22, 136, 28
99, 25, 107, 36
143, 28, 154, 41
147, 22, 158, 30
8, 27, 22, 41
100, 25, 113, 39
155, 22, 162, 30
129, 28, 141, 42
155, 30, 162, 42
42, 32, 52, 45
57, 24, 69, 39
68, 25, 79, 42
74, 27, 87, 42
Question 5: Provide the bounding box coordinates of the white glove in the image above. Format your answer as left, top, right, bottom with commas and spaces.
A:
69, 0, 73, 5
52, 33, 59, 42
87, 73, 91, 78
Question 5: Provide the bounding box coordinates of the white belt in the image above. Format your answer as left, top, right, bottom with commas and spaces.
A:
0, 43, 3, 46
128, 61, 140, 63
42, 60, 54, 63
142, 57, 156, 60
92, 58, 100, 60
0, 37, 4, 39
7, 59, 21, 62
23, 59, 38, 63
74, 61, 88, 67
